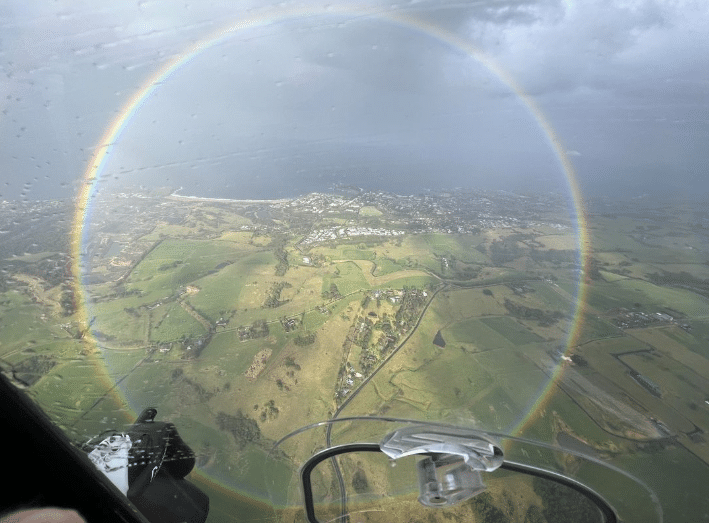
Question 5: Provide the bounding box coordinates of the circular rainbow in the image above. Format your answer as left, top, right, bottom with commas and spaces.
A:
71, 4, 589, 441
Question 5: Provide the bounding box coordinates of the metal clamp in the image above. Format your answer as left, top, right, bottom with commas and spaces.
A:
380, 426, 503, 507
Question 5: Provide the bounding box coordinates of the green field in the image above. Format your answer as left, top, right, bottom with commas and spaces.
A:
188, 251, 276, 322
341, 248, 376, 261
480, 316, 545, 345
409, 233, 487, 264
574, 314, 624, 344
372, 257, 404, 276
128, 239, 242, 293
150, 302, 208, 342
0, 295, 57, 355
6, 195, 709, 523
322, 261, 370, 296
444, 318, 514, 350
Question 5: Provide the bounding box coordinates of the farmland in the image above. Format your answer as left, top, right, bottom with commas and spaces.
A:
2, 190, 709, 521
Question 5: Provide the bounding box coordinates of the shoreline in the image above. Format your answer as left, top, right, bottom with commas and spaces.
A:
168, 189, 291, 205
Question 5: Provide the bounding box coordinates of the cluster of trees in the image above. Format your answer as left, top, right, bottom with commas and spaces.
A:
215, 410, 262, 450
504, 298, 564, 326
294, 333, 315, 346
354, 316, 373, 349
394, 288, 427, 326
264, 282, 291, 308
532, 476, 599, 523
321, 282, 342, 300
284, 356, 301, 370
60, 285, 76, 316
258, 399, 279, 422
489, 237, 525, 266
180, 332, 213, 359
280, 316, 299, 332
158, 260, 183, 271
351, 469, 369, 494
170, 368, 215, 402
12, 355, 57, 386
467, 492, 511, 523
237, 319, 269, 340
647, 269, 709, 298
271, 237, 289, 276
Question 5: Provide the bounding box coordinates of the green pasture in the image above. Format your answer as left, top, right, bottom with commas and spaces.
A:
98, 349, 145, 378
0, 292, 60, 356
617, 279, 709, 317
578, 335, 645, 358
455, 268, 529, 286
357, 340, 545, 429
216, 210, 254, 228
520, 386, 619, 448
587, 217, 644, 250
30, 355, 118, 431
384, 274, 438, 289
5, 338, 79, 368
409, 233, 487, 264
622, 351, 708, 429
302, 293, 362, 331
574, 314, 624, 344
471, 347, 534, 379
150, 303, 207, 343
650, 262, 709, 280
428, 350, 496, 401
599, 270, 628, 282
480, 316, 544, 345
500, 287, 565, 314
127, 239, 242, 295
91, 299, 149, 345
527, 282, 575, 311
197, 331, 270, 376
556, 281, 577, 299
468, 385, 520, 431
584, 280, 651, 312
121, 360, 179, 413
584, 277, 709, 317
192, 472, 277, 523
662, 321, 709, 359
594, 251, 633, 266
341, 249, 375, 261
140, 224, 202, 241
589, 216, 700, 264
406, 254, 441, 274
433, 286, 509, 321
617, 446, 709, 523
200, 322, 286, 374
444, 318, 514, 351
187, 251, 276, 322
322, 261, 370, 296
372, 257, 404, 276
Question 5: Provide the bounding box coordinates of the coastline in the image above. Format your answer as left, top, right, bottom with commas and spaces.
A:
168, 189, 291, 205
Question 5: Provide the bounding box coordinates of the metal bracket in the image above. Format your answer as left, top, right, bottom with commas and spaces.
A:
380, 426, 503, 507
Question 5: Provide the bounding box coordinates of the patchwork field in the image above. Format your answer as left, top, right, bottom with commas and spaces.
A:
4, 195, 709, 522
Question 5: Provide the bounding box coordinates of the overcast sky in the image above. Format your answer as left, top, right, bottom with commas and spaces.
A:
1, 0, 708, 202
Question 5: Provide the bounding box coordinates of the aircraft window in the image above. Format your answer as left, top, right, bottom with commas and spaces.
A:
1, 2, 708, 522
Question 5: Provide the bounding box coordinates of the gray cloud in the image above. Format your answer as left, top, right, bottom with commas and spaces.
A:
1, 0, 708, 201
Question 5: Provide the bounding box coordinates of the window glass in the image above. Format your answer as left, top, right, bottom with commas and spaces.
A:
2, 2, 708, 522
